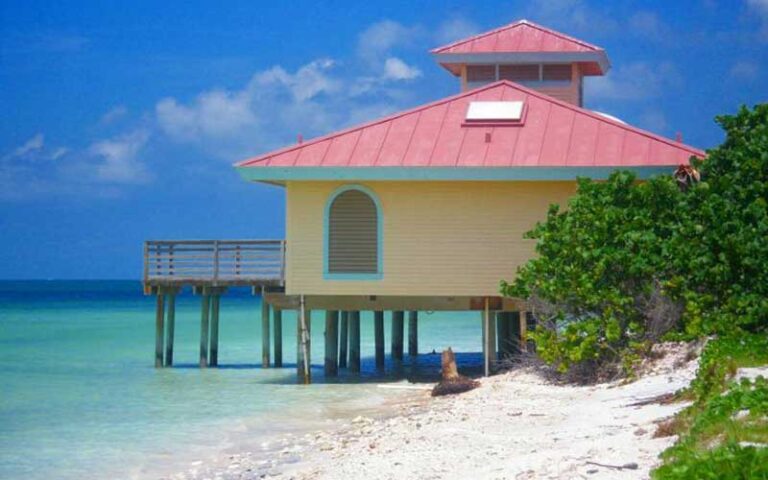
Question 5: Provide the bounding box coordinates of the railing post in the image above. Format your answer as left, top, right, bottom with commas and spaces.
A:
213, 240, 220, 284
143, 242, 149, 287
235, 245, 241, 277
169, 244, 174, 277
280, 240, 286, 285
155, 243, 161, 277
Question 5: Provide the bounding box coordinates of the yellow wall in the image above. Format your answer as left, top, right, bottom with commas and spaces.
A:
285, 181, 576, 296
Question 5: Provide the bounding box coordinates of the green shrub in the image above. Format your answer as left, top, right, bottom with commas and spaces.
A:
502, 104, 768, 378
653, 442, 768, 480
654, 371, 768, 480
669, 104, 768, 337
501, 171, 686, 377
686, 335, 768, 402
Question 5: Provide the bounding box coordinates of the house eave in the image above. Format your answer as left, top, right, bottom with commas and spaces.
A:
432, 51, 610, 76
236, 165, 675, 183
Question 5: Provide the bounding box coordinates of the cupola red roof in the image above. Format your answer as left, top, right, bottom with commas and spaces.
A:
431, 19, 609, 76
237, 80, 703, 178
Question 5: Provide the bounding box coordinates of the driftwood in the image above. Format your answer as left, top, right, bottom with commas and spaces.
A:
626, 392, 677, 407
431, 348, 480, 397
585, 461, 639, 470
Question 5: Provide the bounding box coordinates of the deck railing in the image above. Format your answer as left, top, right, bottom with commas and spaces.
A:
143, 240, 286, 287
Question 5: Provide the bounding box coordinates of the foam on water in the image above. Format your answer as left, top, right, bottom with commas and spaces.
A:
0, 281, 483, 479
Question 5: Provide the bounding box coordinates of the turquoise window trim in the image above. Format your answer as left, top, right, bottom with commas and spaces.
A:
323, 184, 383, 281
236, 165, 675, 183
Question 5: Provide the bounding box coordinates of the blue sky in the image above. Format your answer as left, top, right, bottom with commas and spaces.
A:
1, 0, 767, 279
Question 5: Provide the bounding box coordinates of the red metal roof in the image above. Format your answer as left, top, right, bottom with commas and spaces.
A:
431, 19, 602, 55
237, 80, 704, 170
430, 20, 609, 76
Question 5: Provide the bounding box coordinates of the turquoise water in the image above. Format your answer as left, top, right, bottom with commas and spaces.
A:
0, 281, 483, 479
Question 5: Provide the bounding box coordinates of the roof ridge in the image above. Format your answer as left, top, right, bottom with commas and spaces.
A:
235, 82, 512, 167
519, 20, 604, 52
430, 19, 604, 54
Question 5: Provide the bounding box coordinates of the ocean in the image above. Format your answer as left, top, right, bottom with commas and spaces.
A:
0, 280, 484, 479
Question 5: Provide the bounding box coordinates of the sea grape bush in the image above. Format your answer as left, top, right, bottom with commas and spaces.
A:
653, 374, 768, 480
502, 104, 768, 378
651, 334, 768, 479
502, 172, 685, 378
668, 104, 768, 337
686, 334, 768, 402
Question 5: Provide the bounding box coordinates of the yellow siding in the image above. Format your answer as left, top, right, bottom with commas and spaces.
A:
285, 181, 576, 296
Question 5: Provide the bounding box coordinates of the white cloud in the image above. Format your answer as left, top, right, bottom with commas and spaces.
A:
729, 60, 760, 80
157, 90, 257, 142
383, 57, 422, 80
155, 58, 344, 157
88, 130, 150, 183
747, 0, 768, 39
356, 20, 417, 64
7, 133, 44, 159
0, 129, 146, 200
354, 20, 423, 84
522, 0, 619, 36
586, 62, 681, 102
434, 17, 481, 45
154, 55, 417, 161
627, 11, 669, 40
49, 147, 69, 160
250, 59, 340, 102
99, 105, 128, 125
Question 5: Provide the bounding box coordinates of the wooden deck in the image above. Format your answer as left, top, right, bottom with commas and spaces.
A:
143, 239, 285, 292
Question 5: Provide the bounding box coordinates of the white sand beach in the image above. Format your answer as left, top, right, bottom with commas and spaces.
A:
169, 344, 702, 480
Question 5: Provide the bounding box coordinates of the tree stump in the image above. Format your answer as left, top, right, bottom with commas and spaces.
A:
431, 348, 480, 397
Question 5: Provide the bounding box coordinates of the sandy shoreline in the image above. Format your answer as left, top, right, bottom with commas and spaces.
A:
167, 348, 699, 480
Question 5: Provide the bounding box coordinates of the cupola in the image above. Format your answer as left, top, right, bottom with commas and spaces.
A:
431, 19, 610, 107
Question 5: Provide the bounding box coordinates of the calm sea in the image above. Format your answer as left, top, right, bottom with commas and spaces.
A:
0, 280, 483, 479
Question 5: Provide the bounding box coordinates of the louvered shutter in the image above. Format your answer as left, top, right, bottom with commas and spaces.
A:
498, 64, 539, 82
542, 64, 572, 82
466, 65, 497, 89
328, 190, 378, 274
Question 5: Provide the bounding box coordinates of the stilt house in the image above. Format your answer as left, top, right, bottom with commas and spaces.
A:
145, 20, 704, 380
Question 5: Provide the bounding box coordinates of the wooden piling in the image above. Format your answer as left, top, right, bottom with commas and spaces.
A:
199, 293, 210, 368
324, 310, 339, 377
482, 299, 490, 376
154, 293, 165, 368
374, 311, 385, 370
209, 293, 221, 367
391, 311, 404, 362
297, 300, 311, 383
349, 311, 361, 373
261, 297, 270, 368
273, 308, 283, 367
339, 311, 348, 368
481, 299, 497, 376
408, 311, 418, 357
164, 292, 176, 367
487, 311, 497, 366
495, 312, 503, 359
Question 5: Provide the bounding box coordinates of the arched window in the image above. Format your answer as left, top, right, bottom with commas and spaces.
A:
325, 185, 381, 278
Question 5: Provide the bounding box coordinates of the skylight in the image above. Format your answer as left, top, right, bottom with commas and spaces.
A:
465, 101, 524, 122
